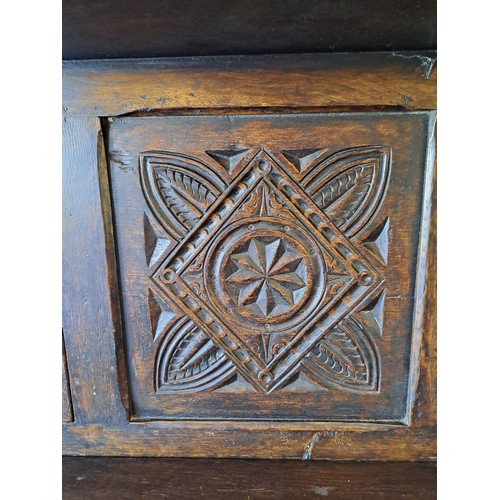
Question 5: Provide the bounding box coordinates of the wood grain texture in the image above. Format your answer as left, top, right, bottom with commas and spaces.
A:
62, 457, 436, 499
106, 112, 433, 423
409, 132, 437, 429
62, 420, 435, 459
62, 116, 128, 424
407, 116, 436, 422
63, 0, 436, 60
62, 54, 436, 459
63, 53, 436, 116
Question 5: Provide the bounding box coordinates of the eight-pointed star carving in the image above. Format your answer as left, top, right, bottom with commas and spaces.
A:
226, 238, 306, 317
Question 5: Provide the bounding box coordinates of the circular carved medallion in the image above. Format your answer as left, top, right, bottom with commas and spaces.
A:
205, 217, 325, 333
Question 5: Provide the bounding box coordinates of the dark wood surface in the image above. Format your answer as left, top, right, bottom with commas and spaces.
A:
62, 457, 437, 499
62, 53, 436, 459
106, 111, 433, 423
62, 116, 128, 425
63, 0, 436, 60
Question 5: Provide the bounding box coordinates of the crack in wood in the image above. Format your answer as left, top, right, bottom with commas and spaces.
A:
302, 432, 321, 460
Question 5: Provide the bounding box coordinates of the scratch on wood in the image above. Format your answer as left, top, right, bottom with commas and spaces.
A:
391, 52, 436, 80
302, 432, 321, 460
303, 430, 352, 460
312, 485, 336, 496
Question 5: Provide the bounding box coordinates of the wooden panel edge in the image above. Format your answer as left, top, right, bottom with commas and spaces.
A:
97, 119, 131, 420
62, 422, 436, 460
62, 331, 74, 423
62, 116, 128, 424
63, 52, 436, 116
406, 112, 437, 425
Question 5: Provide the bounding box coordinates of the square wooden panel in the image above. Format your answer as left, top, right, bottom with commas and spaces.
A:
106, 111, 434, 423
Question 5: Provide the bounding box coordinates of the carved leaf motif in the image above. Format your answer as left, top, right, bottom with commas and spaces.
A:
312, 163, 374, 227
301, 317, 379, 392
159, 169, 217, 209
168, 327, 224, 381
140, 153, 225, 239
155, 169, 216, 231
157, 319, 236, 392
305, 147, 391, 236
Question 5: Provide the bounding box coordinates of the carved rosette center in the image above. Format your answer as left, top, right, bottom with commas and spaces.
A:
205, 217, 326, 332
226, 235, 307, 318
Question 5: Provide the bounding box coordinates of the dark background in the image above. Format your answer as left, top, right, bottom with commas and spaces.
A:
63, 0, 436, 60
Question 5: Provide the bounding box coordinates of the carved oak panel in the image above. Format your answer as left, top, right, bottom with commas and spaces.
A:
107, 112, 434, 421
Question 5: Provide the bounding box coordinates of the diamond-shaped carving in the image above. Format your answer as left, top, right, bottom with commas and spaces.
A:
147, 148, 388, 393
